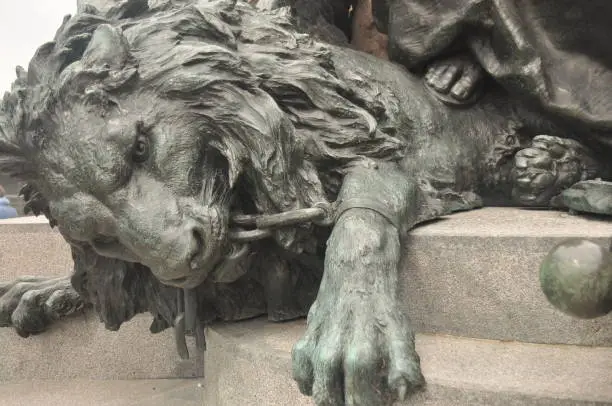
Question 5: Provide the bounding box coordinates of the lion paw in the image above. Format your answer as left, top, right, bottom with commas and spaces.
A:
560, 179, 612, 216
292, 298, 425, 405
425, 54, 485, 106
512, 135, 602, 207
0, 276, 85, 337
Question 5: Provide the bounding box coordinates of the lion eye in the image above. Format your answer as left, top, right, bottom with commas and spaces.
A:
132, 134, 149, 163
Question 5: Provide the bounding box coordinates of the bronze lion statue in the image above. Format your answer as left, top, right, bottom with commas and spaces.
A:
0, 1, 610, 405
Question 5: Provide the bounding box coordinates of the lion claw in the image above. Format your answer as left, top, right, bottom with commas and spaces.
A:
0, 276, 84, 337
292, 297, 423, 406
397, 381, 408, 401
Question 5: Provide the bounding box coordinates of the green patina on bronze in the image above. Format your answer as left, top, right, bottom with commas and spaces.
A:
0, 1, 611, 405
540, 238, 612, 319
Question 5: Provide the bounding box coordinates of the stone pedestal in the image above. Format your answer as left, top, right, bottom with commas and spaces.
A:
401, 208, 612, 345
0, 216, 203, 381
1, 209, 611, 404
202, 208, 612, 405
203, 318, 612, 405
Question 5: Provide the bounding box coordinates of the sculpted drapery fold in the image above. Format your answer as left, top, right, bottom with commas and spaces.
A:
374, 0, 612, 145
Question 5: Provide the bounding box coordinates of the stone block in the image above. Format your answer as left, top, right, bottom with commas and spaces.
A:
0, 313, 203, 381
0, 379, 204, 406
0, 216, 71, 280
0, 216, 203, 381
1, 208, 611, 383
203, 318, 612, 406
402, 208, 612, 345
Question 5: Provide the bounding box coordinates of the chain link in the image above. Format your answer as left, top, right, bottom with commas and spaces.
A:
228, 201, 335, 242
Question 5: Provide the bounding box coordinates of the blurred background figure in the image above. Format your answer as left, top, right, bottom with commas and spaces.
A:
0, 185, 18, 219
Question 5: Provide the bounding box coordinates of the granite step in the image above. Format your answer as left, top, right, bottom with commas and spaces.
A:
0, 379, 203, 406
203, 318, 612, 406
0, 313, 204, 381
401, 208, 612, 346
5, 208, 607, 346
0, 208, 611, 383
0, 216, 204, 382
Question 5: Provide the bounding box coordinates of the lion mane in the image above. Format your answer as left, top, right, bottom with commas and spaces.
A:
0, 0, 407, 330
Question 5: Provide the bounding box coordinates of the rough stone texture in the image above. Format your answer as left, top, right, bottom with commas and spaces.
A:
2, 209, 611, 352
204, 318, 612, 406
0, 313, 203, 381
0, 207, 610, 402
0, 379, 203, 406
0, 216, 70, 280
0, 216, 203, 381
403, 208, 612, 346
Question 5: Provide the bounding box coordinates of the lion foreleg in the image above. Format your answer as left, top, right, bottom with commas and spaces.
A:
0, 275, 85, 337
292, 162, 425, 406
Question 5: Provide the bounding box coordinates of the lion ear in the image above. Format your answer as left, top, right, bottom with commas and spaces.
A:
81, 24, 133, 70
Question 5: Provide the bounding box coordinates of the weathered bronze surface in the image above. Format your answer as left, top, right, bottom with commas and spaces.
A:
0, 1, 610, 404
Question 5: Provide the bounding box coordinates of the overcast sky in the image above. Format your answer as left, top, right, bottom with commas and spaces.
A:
0, 0, 77, 93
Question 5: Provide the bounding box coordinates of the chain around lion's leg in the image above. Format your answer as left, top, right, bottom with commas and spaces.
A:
292, 162, 427, 406
0, 274, 85, 337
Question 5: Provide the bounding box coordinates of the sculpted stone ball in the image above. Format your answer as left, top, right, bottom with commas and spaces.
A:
540, 238, 612, 319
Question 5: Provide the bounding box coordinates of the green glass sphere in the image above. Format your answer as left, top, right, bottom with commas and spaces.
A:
539, 238, 612, 319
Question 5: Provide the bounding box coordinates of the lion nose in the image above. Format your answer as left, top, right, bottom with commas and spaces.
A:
187, 223, 206, 265
153, 223, 211, 288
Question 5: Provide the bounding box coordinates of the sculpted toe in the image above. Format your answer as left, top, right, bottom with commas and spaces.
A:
0, 276, 83, 337
292, 338, 316, 395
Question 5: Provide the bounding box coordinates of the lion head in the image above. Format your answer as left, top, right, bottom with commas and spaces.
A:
0, 0, 404, 290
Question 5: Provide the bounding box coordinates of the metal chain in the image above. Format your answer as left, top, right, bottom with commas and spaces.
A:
228, 201, 335, 242
174, 201, 335, 359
